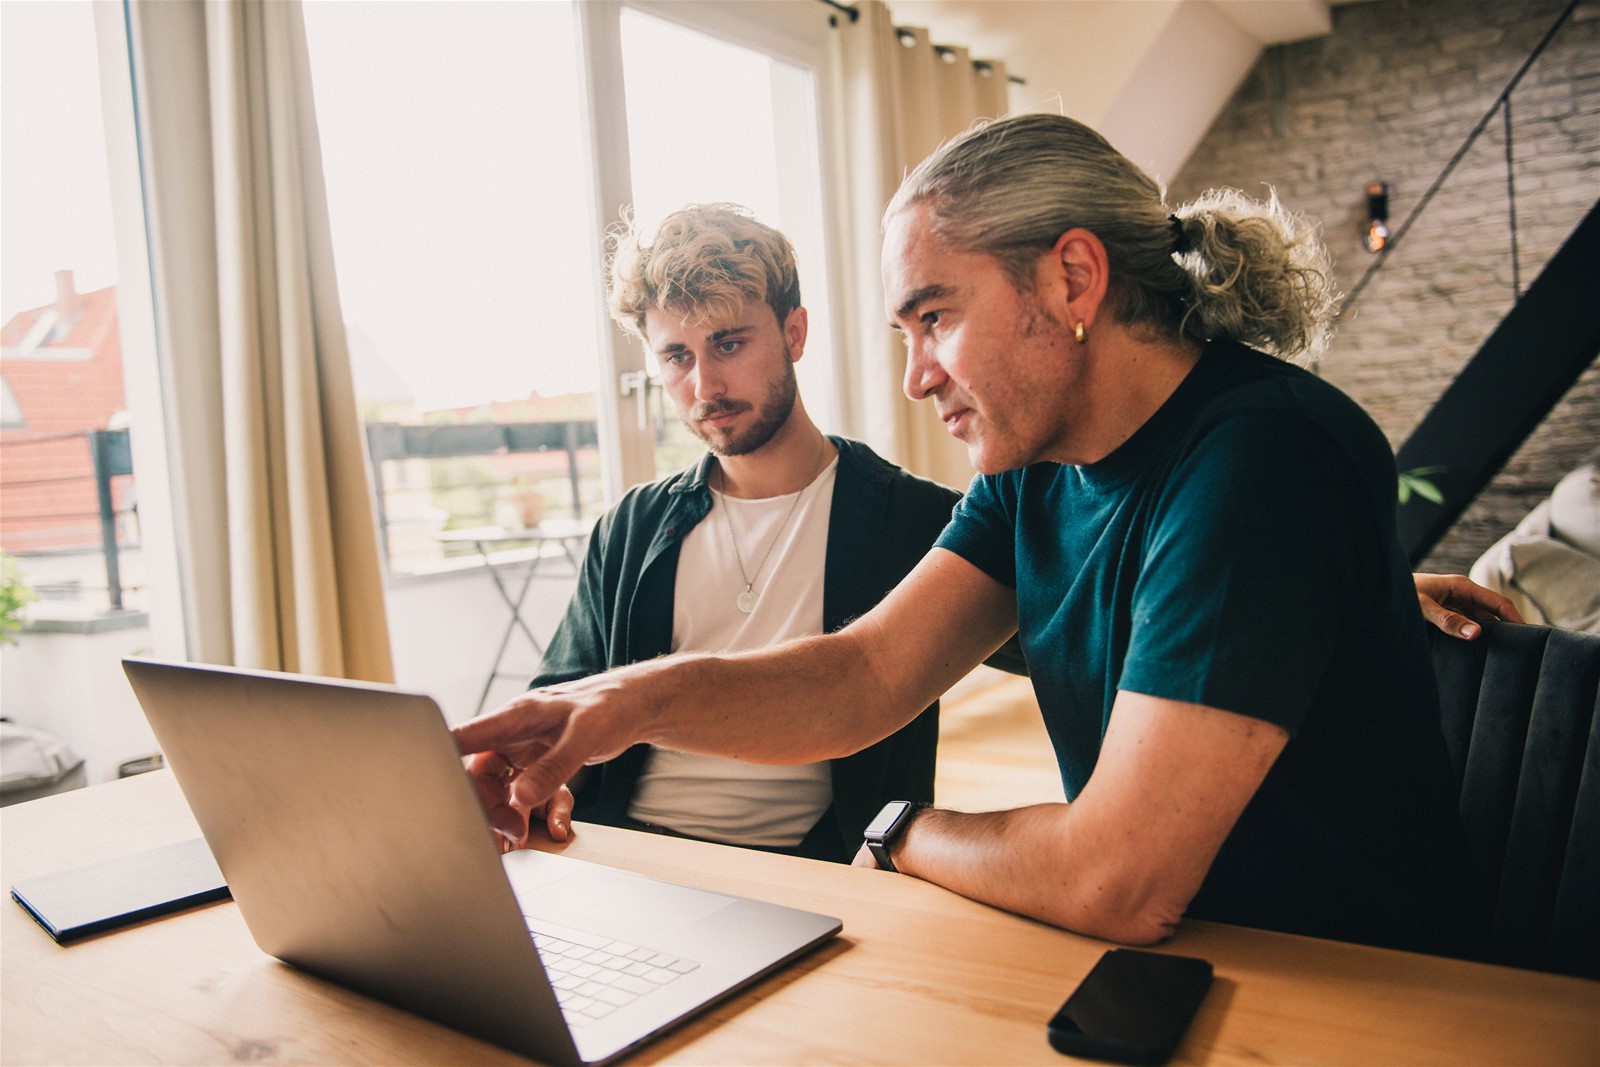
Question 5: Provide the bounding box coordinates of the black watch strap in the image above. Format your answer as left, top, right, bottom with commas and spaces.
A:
863, 800, 924, 873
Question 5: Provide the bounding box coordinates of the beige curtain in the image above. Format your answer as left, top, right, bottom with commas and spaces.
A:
127, 0, 393, 682
834, 0, 1010, 491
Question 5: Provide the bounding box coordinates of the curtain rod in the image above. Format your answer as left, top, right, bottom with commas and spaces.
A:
816, 0, 1027, 85
817, 0, 858, 22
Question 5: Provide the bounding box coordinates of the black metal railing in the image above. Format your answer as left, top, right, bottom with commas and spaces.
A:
1340, 0, 1581, 319
0, 419, 605, 600
364, 420, 600, 570
1333, 0, 1599, 564
0, 427, 134, 609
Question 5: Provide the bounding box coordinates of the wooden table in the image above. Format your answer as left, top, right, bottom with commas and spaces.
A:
4, 773, 1597, 1066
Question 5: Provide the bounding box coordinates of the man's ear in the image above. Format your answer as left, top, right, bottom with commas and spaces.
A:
1048, 228, 1111, 332
783, 306, 809, 362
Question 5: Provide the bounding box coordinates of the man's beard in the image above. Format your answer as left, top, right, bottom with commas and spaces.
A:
682, 348, 799, 457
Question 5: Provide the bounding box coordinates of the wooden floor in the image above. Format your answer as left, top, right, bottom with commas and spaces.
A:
934, 666, 1063, 812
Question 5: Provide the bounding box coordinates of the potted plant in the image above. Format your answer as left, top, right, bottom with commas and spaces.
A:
509, 477, 545, 530
0, 552, 36, 646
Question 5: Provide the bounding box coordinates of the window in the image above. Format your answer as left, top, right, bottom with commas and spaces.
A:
618, 6, 838, 479
304, 1, 608, 579
0, 0, 172, 790
303, 0, 842, 711
0, 0, 847, 765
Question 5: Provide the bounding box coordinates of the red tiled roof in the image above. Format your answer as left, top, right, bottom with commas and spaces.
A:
1, 283, 128, 552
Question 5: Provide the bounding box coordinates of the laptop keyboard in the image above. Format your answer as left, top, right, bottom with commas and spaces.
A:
526, 918, 701, 1026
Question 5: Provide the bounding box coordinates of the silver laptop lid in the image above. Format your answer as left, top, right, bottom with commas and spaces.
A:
123, 658, 581, 1065
121, 658, 841, 1066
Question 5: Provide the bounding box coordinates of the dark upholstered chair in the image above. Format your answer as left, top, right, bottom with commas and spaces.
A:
1429, 621, 1600, 978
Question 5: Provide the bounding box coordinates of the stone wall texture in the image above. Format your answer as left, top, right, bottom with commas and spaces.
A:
1169, 0, 1599, 575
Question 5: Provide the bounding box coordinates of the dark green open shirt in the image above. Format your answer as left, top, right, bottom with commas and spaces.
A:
532, 436, 981, 861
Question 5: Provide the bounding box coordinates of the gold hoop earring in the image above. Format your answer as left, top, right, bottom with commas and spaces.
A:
1074, 321, 1087, 344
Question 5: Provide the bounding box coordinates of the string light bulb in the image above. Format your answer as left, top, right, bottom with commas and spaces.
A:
1365, 180, 1390, 253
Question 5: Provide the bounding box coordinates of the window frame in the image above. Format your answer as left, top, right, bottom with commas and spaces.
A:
578, 0, 849, 499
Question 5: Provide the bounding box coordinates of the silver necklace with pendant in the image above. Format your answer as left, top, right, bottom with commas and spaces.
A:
719, 436, 828, 614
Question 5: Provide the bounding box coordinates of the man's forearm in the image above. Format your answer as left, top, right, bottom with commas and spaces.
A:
880, 691, 1281, 947
455, 548, 1020, 815
624, 628, 920, 764
890, 805, 1192, 946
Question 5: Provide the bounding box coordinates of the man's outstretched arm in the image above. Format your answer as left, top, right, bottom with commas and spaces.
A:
453, 549, 1020, 842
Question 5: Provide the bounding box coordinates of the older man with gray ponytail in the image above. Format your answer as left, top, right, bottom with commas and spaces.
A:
458, 114, 1513, 958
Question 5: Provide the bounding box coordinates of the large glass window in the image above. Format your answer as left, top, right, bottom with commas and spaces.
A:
620, 6, 837, 478
2, 1, 124, 575
303, 1, 840, 712
303, 1, 615, 711
303, 1, 607, 575
0, 0, 171, 791
0, 0, 845, 766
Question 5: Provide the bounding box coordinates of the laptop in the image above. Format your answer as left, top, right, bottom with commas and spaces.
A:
121, 658, 841, 1066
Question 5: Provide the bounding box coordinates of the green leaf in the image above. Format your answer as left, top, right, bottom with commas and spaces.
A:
1397, 465, 1447, 507
1410, 478, 1445, 504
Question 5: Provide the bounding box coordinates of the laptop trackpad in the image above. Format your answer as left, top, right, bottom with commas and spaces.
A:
505, 850, 732, 945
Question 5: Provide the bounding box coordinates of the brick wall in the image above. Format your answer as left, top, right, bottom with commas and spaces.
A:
1169, 0, 1600, 574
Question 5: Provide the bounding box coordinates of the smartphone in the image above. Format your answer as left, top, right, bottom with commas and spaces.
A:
1046, 948, 1213, 1065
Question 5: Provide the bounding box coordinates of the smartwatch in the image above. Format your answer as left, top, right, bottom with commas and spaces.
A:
863, 800, 924, 873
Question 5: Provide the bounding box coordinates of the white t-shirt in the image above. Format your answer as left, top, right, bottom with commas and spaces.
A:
627, 457, 839, 846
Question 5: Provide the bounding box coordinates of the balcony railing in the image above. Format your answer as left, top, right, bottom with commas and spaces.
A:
0, 428, 135, 610
364, 420, 601, 573
0, 418, 604, 612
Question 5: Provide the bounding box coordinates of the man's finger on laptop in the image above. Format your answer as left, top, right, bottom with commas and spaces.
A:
451, 713, 514, 757
507, 777, 574, 842
455, 714, 570, 774
504, 727, 600, 814
525, 783, 574, 842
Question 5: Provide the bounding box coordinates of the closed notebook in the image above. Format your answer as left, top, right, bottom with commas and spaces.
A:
11, 835, 230, 943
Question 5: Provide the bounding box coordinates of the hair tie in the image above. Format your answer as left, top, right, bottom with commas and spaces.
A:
1169, 214, 1192, 255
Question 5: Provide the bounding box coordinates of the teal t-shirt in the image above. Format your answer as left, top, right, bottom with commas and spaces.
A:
936, 340, 1476, 955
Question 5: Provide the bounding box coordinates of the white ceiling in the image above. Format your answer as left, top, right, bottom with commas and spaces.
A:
884, 0, 1338, 181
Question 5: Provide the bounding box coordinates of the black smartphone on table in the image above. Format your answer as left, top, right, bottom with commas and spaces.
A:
1047, 948, 1213, 1064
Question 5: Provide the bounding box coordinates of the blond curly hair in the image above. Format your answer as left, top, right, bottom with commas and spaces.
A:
606, 204, 802, 338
